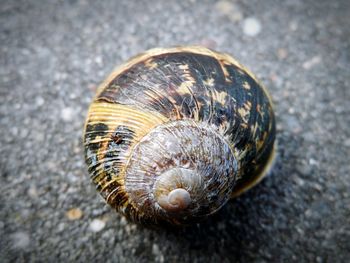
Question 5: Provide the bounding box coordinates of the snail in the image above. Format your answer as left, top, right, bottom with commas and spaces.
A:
83, 46, 276, 226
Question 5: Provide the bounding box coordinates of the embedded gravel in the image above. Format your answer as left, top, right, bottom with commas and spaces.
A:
1, 0, 349, 262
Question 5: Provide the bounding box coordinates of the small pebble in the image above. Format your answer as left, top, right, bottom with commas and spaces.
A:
199, 38, 217, 49
89, 219, 106, 232
61, 107, 75, 122
297, 163, 313, 176
27, 186, 39, 198
296, 226, 304, 235
285, 115, 302, 134
312, 183, 323, 192
277, 48, 288, 60
302, 56, 322, 70
57, 222, 65, 232
120, 216, 127, 226
216, 0, 243, 22
95, 56, 103, 65
88, 83, 98, 92
294, 177, 305, 187
242, 17, 262, 36
344, 138, 350, 147
66, 208, 83, 220
309, 158, 319, 166
305, 209, 313, 218
289, 21, 298, 31
35, 96, 45, 107
152, 243, 160, 255
11, 232, 30, 249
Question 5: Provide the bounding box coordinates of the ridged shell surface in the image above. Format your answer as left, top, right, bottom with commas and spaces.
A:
84, 46, 276, 225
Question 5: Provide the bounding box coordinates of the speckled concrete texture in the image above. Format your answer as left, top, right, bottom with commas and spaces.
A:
1, 0, 349, 262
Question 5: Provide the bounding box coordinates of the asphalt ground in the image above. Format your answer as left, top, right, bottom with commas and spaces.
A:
0, 0, 349, 262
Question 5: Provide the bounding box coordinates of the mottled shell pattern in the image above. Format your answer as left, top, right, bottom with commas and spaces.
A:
83, 46, 276, 226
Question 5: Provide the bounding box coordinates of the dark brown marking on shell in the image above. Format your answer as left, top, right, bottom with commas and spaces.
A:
103, 125, 135, 176
84, 123, 109, 174
100, 180, 128, 208
84, 122, 136, 208
97, 52, 228, 121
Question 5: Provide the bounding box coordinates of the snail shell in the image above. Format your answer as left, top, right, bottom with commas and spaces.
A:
83, 46, 276, 226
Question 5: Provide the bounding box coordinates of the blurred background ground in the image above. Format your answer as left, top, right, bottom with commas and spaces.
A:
0, 0, 349, 262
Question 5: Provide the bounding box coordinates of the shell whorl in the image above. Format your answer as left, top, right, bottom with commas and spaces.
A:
124, 120, 237, 224
154, 169, 195, 212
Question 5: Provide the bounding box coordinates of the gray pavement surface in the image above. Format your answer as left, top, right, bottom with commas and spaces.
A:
1, 0, 349, 262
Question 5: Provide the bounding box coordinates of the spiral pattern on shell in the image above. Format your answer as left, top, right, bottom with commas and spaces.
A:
83, 46, 276, 226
